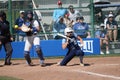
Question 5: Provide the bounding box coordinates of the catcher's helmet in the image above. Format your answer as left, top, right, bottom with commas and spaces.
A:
25, 10, 33, 21
64, 27, 73, 35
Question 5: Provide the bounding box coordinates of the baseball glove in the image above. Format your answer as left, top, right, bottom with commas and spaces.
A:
21, 24, 31, 32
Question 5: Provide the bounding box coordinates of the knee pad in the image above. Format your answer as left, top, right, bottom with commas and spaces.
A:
35, 46, 42, 55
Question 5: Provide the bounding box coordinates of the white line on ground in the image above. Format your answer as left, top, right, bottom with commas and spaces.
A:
74, 70, 120, 80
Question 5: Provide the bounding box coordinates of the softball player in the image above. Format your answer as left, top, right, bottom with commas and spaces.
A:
22, 11, 45, 66
59, 27, 84, 66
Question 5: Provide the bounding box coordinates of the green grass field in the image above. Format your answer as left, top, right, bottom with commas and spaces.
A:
0, 76, 23, 80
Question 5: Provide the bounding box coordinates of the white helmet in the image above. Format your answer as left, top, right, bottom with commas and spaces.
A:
64, 27, 73, 35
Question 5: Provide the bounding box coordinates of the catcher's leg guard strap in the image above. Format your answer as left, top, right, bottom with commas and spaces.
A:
24, 51, 31, 65
35, 46, 44, 60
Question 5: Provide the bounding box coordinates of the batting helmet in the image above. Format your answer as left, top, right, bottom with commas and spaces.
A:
64, 27, 73, 35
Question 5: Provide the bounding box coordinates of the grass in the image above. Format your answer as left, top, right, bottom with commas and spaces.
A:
0, 76, 23, 80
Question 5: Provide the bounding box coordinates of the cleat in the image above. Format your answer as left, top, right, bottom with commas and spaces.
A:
80, 63, 84, 66
40, 63, 46, 67
56, 62, 60, 66
100, 51, 104, 55
106, 51, 110, 54
4, 62, 12, 65
28, 62, 35, 66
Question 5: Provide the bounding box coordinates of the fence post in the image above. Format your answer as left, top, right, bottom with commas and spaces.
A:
90, 0, 95, 38
8, 0, 13, 34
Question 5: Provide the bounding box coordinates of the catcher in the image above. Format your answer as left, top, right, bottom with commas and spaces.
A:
58, 27, 85, 66
20, 11, 45, 66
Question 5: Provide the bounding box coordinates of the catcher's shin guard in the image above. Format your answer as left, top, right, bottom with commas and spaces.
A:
36, 46, 44, 60
24, 52, 31, 65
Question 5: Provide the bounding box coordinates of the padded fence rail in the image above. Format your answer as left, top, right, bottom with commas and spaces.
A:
0, 38, 100, 59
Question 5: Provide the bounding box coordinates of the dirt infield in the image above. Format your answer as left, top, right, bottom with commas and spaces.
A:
0, 56, 120, 80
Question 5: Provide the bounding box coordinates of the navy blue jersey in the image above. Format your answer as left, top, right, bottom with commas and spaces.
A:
62, 35, 80, 50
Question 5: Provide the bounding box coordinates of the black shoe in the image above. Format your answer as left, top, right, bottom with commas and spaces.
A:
4, 62, 12, 65
28, 62, 35, 66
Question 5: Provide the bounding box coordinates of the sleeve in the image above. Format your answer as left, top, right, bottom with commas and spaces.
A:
106, 21, 109, 25
85, 23, 89, 31
32, 20, 40, 32
15, 18, 19, 25
53, 10, 57, 21
33, 20, 39, 27
95, 31, 100, 38
76, 10, 82, 17
114, 21, 118, 26
62, 39, 66, 44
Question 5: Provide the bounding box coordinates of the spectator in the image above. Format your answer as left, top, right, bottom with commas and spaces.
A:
0, 11, 13, 65
57, 27, 84, 66
106, 14, 118, 42
53, 0, 67, 22
68, 5, 82, 25
73, 16, 91, 38
52, 0, 67, 39
54, 16, 66, 39
94, 8, 105, 25
63, 13, 73, 28
104, 11, 114, 29
14, 11, 26, 41
95, 24, 110, 54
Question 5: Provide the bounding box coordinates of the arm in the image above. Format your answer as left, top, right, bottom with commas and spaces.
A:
33, 20, 40, 32
77, 36, 84, 46
62, 38, 69, 49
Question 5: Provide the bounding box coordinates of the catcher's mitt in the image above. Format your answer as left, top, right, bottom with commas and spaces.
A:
21, 24, 31, 32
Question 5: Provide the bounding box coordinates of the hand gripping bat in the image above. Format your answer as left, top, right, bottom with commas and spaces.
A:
57, 33, 83, 47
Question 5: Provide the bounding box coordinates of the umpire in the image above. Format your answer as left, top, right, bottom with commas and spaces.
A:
0, 11, 13, 65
